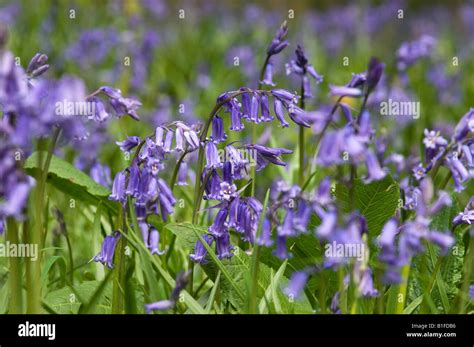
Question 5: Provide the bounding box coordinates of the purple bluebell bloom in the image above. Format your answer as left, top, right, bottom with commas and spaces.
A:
109, 171, 127, 202
93, 231, 121, 269
190, 234, 214, 264
211, 115, 227, 143
96, 86, 142, 121
273, 98, 289, 127
453, 108, 474, 142
267, 21, 289, 56
286, 45, 323, 98
366, 57, 384, 93
145, 271, 190, 313
274, 235, 290, 259
453, 198, 474, 226
257, 218, 274, 247
116, 136, 140, 153
284, 271, 309, 299
205, 141, 222, 169
26, 53, 49, 78
148, 225, 165, 255
357, 267, 379, 297
364, 150, 386, 182
215, 232, 234, 259
209, 208, 229, 237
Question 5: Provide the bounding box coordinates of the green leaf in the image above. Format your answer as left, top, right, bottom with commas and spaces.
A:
43, 280, 113, 314
335, 174, 400, 236
24, 152, 118, 214
408, 199, 463, 313
78, 270, 114, 314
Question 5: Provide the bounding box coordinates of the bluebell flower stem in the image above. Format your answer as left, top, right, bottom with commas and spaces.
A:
299, 82, 306, 186
6, 218, 23, 313
28, 126, 61, 313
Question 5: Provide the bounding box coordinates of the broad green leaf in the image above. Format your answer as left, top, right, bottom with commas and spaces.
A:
166, 222, 313, 313
24, 152, 118, 214
43, 280, 113, 314
335, 174, 400, 236
407, 199, 462, 313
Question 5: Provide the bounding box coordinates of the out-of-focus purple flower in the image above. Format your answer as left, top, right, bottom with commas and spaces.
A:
453, 198, 474, 226
26, 53, 49, 78
116, 136, 141, 153
274, 235, 290, 259
90, 86, 142, 121
453, 108, 474, 142
145, 271, 190, 313
257, 218, 274, 247
93, 231, 121, 269
90, 162, 112, 188
364, 150, 386, 182
396, 35, 437, 71
284, 271, 309, 299
286, 45, 323, 98
366, 57, 384, 93
357, 267, 379, 297
329, 85, 363, 97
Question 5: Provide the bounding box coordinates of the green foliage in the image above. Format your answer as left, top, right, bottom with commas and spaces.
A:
336, 175, 400, 236
24, 152, 118, 214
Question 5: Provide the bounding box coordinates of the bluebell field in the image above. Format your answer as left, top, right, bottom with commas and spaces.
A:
0, 0, 473, 315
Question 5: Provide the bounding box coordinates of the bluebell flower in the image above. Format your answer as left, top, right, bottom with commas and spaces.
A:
257, 218, 274, 247
145, 271, 190, 313
116, 136, 140, 153
284, 271, 309, 299
453, 198, 474, 226
211, 115, 227, 143
190, 234, 214, 264
215, 232, 234, 259
364, 150, 386, 182
267, 21, 289, 56
209, 208, 229, 237
148, 225, 165, 255
109, 171, 127, 202
205, 142, 222, 169
93, 231, 121, 269
453, 108, 474, 142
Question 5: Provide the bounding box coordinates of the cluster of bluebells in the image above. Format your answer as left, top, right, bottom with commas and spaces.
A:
268, 177, 380, 300
104, 122, 203, 261
379, 178, 454, 284
412, 109, 474, 191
